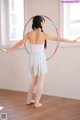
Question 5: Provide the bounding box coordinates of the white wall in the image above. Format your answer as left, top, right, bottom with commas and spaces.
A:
0, 0, 80, 100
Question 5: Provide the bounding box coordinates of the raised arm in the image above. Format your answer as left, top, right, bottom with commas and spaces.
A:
2, 32, 29, 53
45, 33, 76, 43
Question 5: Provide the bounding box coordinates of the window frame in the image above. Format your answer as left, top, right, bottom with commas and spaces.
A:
60, 2, 80, 47
0, 0, 25, 48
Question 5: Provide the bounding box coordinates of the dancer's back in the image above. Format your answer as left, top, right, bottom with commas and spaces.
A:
28, 29, 46, 44
28, 32, 47, 75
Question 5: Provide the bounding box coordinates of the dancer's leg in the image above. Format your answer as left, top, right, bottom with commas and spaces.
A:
26, 76, 37, 104
35, 75, 45, 107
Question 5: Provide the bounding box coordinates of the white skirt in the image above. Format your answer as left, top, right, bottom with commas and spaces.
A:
28, 51, 47, 76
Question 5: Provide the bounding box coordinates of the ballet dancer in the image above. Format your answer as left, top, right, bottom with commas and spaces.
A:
1, 15, 78, 108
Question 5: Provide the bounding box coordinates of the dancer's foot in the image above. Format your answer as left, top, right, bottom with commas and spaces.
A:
34, 103, 42, 108
26, 100, 35, 105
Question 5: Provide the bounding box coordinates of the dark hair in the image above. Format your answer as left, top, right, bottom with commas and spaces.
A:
32, 15, 47, 49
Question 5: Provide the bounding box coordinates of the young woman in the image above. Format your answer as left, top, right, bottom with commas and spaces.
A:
2, 15, 77, 108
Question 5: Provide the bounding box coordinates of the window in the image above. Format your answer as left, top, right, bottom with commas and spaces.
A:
1, 0, 24, 47
60, 2, 80, 46
9, 0, 24, 41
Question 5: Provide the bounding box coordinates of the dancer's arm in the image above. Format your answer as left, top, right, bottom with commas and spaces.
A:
45, 33, 77, 43
2, 33, 29, 53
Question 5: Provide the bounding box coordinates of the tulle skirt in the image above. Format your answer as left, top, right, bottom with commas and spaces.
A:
28, 51, 47, 76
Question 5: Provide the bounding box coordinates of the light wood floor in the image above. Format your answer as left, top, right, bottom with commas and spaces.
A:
0, 89, 80, 120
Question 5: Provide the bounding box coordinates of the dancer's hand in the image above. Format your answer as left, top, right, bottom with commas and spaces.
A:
76, 39, 80, 43
71, 39, 78, 43
1, 49, 12, 53
73, 37, 80, 43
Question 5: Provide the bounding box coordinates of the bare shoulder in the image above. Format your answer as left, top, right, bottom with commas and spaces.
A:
43, 32, 56, 41
43, 32, 52, 39
25, 31, 33, 37
28, 31, 33, 34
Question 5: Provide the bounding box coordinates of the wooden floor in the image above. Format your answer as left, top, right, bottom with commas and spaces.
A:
0, 89, 80, 120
